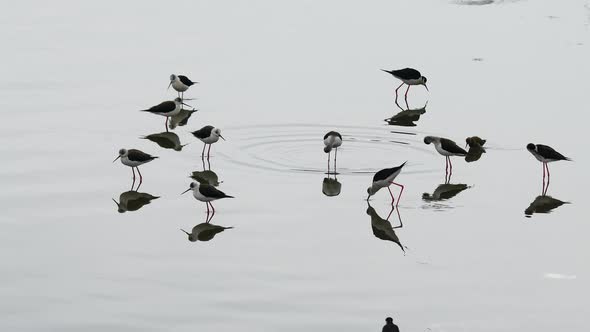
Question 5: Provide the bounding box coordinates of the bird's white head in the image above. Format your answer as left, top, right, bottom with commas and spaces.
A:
181, 181, 199, 195
113, 148, 128, 163
213, 128, 225, 141
367, 185, 379, 198
420, 76, 429, 91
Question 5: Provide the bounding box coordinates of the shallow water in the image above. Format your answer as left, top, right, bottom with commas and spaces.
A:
2, 1, 590, 331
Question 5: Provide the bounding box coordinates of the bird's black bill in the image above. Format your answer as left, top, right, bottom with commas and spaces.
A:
112, 155, 121, 163
181, 188, 191, 195
180, 229, 190, 235
423, 84, 429, 91
380, 69, 392, 74
219, 135, 226, 141
167, 81, 172, 90
182, 102, 194, 108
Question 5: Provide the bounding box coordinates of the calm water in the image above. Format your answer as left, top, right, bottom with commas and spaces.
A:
2, 1, 590, 331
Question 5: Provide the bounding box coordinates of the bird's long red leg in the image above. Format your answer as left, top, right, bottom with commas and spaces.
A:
404, 85, 411, 108
165, 117, 169, 132
392, 182, 404, 206
449, 157, 453, 175
327, 151, 330, 173
137, 167, 143, 185
388, 186, 395, 204
541, 163, 545, 196
386, 205, 394, 221
131, 167, 136, 190
445, 157, 449, 174
334, 148, 337, 172
206, 201, 210, 214
210, 202, 216, 216
207, 144, 212, 158
395, 83, 404, 104
544, 163, 550, 195
201, 143, 206, 157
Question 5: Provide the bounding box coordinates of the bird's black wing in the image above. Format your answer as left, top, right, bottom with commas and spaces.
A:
536, 144, 569, 160
440, 138, 467, 155
143, 101, 176, 114
192, 125, 214, 139
178, 75, 196, 86
127, 149, 158, 162
199, 184, 233, 199
392, 68, 421, 80
372, 162, 406, 182
323, 131, 342, 140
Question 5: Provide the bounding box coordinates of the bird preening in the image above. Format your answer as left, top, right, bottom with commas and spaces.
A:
323, 131, 342, 173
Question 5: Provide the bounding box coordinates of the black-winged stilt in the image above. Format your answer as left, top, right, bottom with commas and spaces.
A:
526, 143, 571, 195
140, 98, 193, 132
382, 68, 428, 108
366, 162, 406, 205
191, 125, 225, 158
113, 149, 158, 188
424, 136, 467, 177
169, 74, 198, 99
181, 181, 234, 216
323, 131, 342, 172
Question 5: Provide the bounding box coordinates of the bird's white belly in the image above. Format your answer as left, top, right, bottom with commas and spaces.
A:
434, 143, 453, 156
403, 78, 422, 85
172, 81, 189, 92
324, 136, 342, 148
201, 136, 219, 144
193, 190, 215, 202
121, 157, 143, 167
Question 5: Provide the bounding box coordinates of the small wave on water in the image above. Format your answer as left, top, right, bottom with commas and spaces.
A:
217, 123, 438, 176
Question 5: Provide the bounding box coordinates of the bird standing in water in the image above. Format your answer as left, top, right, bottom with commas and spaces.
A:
367, 162, 406, 205
168, 74, 198, 99
323, 131, 342, 173
526, 143, 571, 195
382, 68, 428, 108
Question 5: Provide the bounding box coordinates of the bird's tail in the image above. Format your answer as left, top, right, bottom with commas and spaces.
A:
566, 157, 573, 161
399, 161, 407, 168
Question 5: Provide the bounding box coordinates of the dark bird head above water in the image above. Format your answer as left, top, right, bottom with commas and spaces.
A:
112, 148, 127, 162
423, 136, 437, 145
526, 143, 536, 151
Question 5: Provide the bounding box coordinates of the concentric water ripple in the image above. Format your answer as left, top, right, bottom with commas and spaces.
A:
218, 123, 439, 176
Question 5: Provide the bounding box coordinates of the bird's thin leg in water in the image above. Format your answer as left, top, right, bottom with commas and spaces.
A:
136, 167, 143, 190
448, 157, 453, 174
207, 144, 212, 158
165, 117, 169, 132
391, 182, 405, 206
327, 151, 331, 173
201, 143, 206, 157
544, 163, 551, 196
334, 148, 337, 173
445, 157, 449, 174
131, 167, 136, 190
542, 162, 546, 195
395, 83, 404, 104
388, 186, 395, 204
393, 207, 403, 229
386, 205, 394, 221
206, 207, 213, 223
206, 201, 210, 214
404, 85, 411, 109
210, 202, 216, 215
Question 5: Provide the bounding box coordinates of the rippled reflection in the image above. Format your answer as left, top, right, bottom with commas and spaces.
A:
191, 157, 221, 187
112, 190, 159, 213
385, 102, 427, 127
423, 183, 470, 201
169, 108, 198, 130
366, 202, 405, 253
322, 174, 342, 197
525, 195, 569, 217
181, 222, 233, 242
141, 132, 187, 151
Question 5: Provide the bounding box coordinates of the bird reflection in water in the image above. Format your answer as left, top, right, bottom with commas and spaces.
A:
422, 181, 470, 201
366, 202, 405, 253
112, 190, 159, 213
385, 101, 427, 127
169, 108, 198, 130
181, 223, 233, 242
141, 131, 188, 151
181, 203, 233, 242
191, 156, 222, 187
525, 195, 569, 217
465, 136, 486, 162
322, 173, 342, 197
